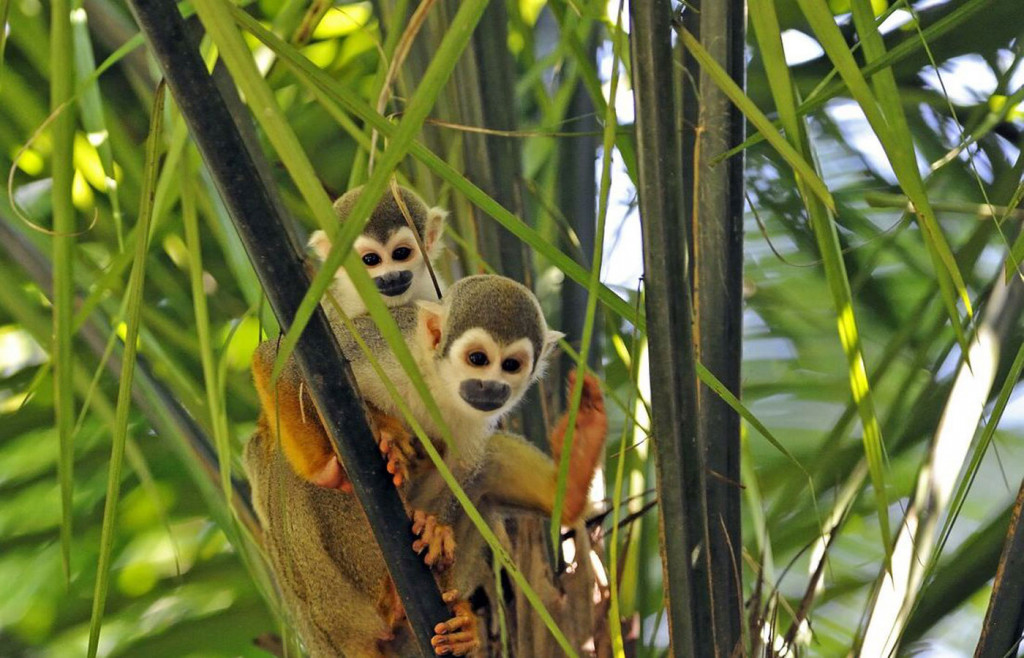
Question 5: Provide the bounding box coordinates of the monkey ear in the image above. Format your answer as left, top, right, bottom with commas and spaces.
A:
308, 230, 331, 262
415, 300, 445, 354
424, 207, 447, 258
540, 330, 565, 362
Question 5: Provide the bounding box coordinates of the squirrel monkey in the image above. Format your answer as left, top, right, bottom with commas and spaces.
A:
269, 184, 447, 489
246, 275, 607, 656
310, 183, 447, 318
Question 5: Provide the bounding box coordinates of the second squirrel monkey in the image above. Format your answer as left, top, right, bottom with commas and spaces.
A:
244, 373, 606, 657
310, 184, 447, 317
256, 275, 564, 520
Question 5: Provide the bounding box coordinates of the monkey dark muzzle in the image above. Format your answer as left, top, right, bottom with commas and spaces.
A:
374, 270, 413, 296
459, 379, 511, 412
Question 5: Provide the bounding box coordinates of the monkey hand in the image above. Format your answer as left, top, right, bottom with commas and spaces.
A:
310, 454, 353, 492
431, 590, 479, 656
366, 406, 417, 487
549, 369, 608, 524
411, 510, 456, 571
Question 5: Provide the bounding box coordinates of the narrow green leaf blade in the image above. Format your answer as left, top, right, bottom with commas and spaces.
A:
678, 28, 836, 214
50, 0, 77, 584
71, 7, 124, 251
800, 0, 972, 352
87, 81, 165, 658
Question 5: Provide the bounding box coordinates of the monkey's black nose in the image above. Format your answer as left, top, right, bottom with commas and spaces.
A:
374, 270, 413, 296
459, 379, 511, 412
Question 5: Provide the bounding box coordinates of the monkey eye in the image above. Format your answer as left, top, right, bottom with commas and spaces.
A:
501, 358, 521, 373
392, 246, 413, 261
467, 351, 489, 367
362, 252, 382, 267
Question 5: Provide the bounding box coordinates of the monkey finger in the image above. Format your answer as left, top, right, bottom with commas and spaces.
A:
440, 531, 457, 568
425, 543, 441, 567
434, 606, 473, 635
438, 631, 478, 655
427, 537, 454, 570
441, 589, 460, 604
411, 510, 428, 535
431, 634, 478, 656
433, 617, 466, 635
420, 515, 437, 540
386, 454, 409, 486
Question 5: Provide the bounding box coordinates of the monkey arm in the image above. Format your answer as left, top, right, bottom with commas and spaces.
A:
252, 339, 351, 490
252, 339, 420, 491
481, 371, 608, 524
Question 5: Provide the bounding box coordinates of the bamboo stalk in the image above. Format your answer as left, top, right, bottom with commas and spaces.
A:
123, 0, 449, 653
689, 1, 745, 651
630, 1, 708, 655
558, 31, 601, 402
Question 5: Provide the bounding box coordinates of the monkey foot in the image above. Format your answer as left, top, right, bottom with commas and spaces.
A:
431, 591, 479, 656
310, 454, 352, 492
411, 510, 456, 571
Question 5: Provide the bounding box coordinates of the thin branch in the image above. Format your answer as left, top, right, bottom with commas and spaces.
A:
975, 479, 1024, 658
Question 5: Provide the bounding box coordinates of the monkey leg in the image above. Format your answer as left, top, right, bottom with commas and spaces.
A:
481, 369, 607, 523
411, 509, 456, 571
252, 340, 352, 491
430, 590, 480, 656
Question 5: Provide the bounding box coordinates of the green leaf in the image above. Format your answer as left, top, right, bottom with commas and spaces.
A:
71, 7, 124, 251
50, 0, 77, 584
87, 81, 165, 658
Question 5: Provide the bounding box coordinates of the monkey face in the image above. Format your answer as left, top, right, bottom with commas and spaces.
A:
355, 226, 423, 299
431, 326, 535, 419
310, 188, 447, 316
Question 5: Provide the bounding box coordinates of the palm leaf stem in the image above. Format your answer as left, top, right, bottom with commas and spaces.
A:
122, 0, 450, 652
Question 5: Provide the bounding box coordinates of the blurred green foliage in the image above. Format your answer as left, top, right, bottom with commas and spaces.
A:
0, 0, 1023, 655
